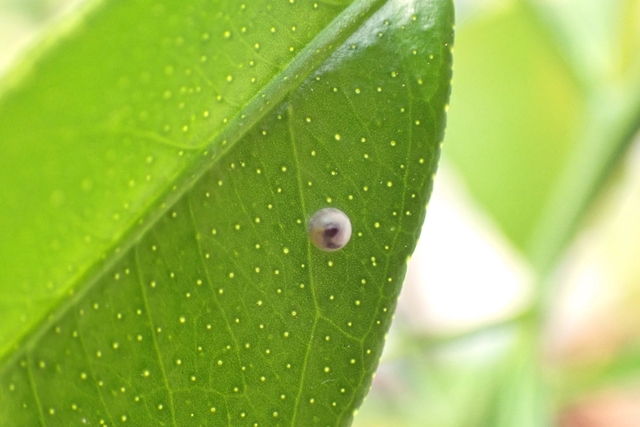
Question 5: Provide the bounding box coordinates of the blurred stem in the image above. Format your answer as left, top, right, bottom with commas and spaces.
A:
389, 307, 536, 361
388, 308, 555, 427
516, 0, 640, 411
527, 82, 640, 279
523, 0, 640, 280
552, 342, 640, 406
522, 81, 640, 418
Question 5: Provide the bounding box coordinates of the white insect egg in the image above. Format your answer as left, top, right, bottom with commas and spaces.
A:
308, 208, 352, 251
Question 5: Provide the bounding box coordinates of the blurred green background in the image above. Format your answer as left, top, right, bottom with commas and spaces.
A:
3, 0, 640, 425
356, 0, 640, 426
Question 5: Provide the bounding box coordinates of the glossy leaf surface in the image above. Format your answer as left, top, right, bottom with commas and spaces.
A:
0, 0, 453, 425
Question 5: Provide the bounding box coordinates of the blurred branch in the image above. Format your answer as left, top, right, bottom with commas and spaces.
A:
388, 308, 536, 361
523, 0, 640, 279
527, 80, 640, 278
553, 342, 640, 405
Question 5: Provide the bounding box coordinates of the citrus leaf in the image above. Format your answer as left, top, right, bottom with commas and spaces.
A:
0, 0, 453, 425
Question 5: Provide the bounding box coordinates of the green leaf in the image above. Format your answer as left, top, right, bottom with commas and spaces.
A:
0, 0, 453, 425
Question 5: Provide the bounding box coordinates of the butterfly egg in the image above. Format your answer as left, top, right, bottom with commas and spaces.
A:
308, 208, 352, 252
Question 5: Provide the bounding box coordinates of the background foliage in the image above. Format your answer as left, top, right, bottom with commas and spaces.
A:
355, 0, 640, 426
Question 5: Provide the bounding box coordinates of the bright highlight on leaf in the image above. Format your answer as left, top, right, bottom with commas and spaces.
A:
0, 0, 453, 425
